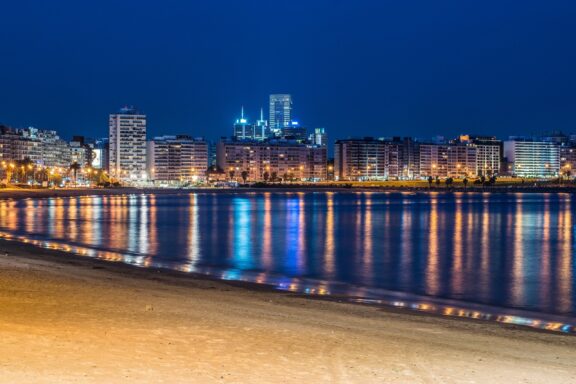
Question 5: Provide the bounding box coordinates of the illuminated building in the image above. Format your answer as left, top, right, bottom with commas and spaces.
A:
216, 140, 326, 182
454, 135, 501, 176
503, 139, 560, 178
281, 121, 307, 142
334, 138, 402, 181
269, 94, 292, 135
309, 128, 327, 146
92, 138, 109, 170
108, 106, 147, 181
0, 125, 71, 168
233, 107, 269, 141
559, 144, 576, 178
147, 135, 208, 184
418, 144, 449, 177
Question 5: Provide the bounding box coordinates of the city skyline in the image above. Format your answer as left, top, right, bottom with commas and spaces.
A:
2, 98, 576, 144
1, 1, 575, 140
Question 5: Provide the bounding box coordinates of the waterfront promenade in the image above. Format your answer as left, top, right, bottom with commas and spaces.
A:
0, 179, 575, 201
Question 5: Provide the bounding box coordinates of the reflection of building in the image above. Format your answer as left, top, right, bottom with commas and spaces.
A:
503, 139, 559, 178
109, 106, 147, 180
216, 140, 326, 182
147, 135, 208, 183
269, 94, 292, 135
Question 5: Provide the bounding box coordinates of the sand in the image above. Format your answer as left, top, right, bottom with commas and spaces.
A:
0, 241, 574, 383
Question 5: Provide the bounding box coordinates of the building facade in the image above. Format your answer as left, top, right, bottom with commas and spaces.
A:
503, 139, 560, 178
418, 144, 449, 178
455, 135, 501, 176
559, 144, 576, 178
232, 108, 269, 141
147, 135, 208, 184
309, 128, 327, 146
269, 94, 292, 135
334, 138, 402, 181
109, 106, 147, 181
216, 140, 326, 182
0, 126, 71, 168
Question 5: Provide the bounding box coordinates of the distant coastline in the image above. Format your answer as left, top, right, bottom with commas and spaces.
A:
0, 183, 575, 201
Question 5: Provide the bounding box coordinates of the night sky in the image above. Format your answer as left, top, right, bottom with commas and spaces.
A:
1, 0, 575, 141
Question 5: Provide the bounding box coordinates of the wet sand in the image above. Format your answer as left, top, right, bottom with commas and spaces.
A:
0, 240, 575, 383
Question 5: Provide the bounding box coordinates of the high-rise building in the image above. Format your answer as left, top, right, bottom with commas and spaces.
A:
147, 135, 208, 184
233, 107, 254, 141
269, 94, 292, 135
109, 106, 147, 181
310, 128, 327, 146
255, 108, 269, 140
503, 139, 560, 178
281, 122, 307, 142
233, 107, 269, 141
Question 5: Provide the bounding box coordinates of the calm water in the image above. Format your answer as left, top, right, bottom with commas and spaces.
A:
1, 192, 575, 329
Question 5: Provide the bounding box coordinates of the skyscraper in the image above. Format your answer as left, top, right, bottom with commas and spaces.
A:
269, 94, 292, 135
233, 107, 269, 141
232, 107, 254, 141
310, 128, 327, 146
109, 106, 147, 181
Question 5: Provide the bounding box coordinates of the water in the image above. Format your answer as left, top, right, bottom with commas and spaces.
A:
1, 191, 575, 332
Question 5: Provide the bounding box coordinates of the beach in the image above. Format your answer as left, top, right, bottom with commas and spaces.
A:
0, 240, 575, 383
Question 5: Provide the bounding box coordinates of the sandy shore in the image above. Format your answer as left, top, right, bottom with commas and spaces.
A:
0, 240, 574, 383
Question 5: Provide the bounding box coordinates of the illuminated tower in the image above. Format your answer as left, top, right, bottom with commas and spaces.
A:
109, 106, 147, 181
269, 94, 292, 136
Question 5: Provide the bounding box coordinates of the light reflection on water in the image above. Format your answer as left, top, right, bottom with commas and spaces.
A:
0, 191, 574, 333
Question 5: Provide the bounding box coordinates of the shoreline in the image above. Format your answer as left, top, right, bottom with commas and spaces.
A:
0, 184, 575, 201
1, 236, 574, 336
0, 239, 575, 382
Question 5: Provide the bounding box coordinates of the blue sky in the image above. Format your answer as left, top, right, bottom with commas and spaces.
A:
1, 0, 575, 140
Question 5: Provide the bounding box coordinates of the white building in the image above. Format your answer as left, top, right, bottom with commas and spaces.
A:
269, 94, 292, 135
109, 106, 147, 181
503, 139, 559, 178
